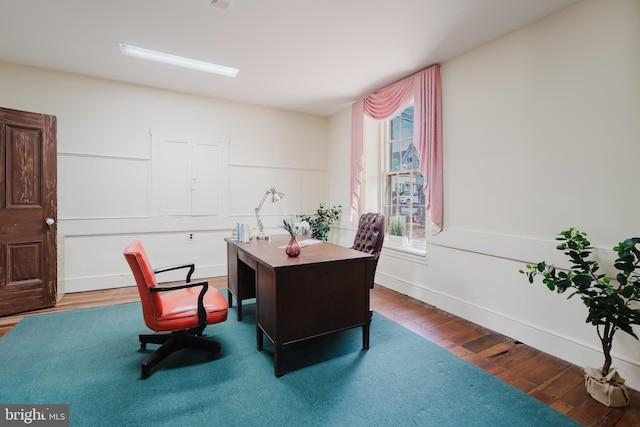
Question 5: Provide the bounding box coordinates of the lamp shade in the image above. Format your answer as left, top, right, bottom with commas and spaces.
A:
271, 188, 285, 203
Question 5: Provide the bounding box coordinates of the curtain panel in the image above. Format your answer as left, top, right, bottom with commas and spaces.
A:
350, 64, 442, 233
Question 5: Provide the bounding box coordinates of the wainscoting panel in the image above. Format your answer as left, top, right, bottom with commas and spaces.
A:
58, 153, 150, 219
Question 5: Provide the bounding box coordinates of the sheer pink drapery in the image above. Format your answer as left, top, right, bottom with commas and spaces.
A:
350, 65, 442, 233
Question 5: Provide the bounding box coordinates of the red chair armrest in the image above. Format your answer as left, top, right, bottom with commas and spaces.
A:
150, 280, 209, 331
153, 263, 195, 282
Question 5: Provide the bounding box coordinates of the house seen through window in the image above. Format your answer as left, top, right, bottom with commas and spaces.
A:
382, 106, 426, 252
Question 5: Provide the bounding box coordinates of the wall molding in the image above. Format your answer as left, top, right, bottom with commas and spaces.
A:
58, 154, 151, 220
429, 227, 618, 274
229, 163, 327, 172
58, 151, 150, 161
63, 263, 227, 294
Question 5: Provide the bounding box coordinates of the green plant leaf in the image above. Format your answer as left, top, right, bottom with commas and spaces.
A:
617, 273, 628, 286
573, 274, 592, 286
621, 286, 634, 298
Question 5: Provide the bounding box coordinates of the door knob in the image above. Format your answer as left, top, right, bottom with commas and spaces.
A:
45, 217, 55, 226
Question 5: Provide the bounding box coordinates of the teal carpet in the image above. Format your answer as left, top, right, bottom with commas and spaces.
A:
0, 302, 579, 426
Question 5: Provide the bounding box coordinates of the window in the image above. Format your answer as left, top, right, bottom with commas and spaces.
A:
382, 106, 426, 252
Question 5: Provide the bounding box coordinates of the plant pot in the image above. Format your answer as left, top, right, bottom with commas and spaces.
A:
584, 367, 630, 407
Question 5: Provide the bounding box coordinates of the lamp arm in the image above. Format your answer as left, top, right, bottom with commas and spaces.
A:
255, 191, 269, 233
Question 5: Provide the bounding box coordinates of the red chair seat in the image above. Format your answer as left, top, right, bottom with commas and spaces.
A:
154, 287, 228, 330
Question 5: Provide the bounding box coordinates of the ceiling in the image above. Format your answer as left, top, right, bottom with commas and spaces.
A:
0, 0, 580, 117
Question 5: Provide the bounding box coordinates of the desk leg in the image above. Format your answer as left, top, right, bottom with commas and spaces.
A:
257, 328, 282, 377
227, 290, 243, 321
256, 326, 263, 351
237, 299, 243, 321
363, 322, 370, 350
274, 344, 282, 377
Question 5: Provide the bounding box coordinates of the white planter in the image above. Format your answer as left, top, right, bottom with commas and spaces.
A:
584, 367, 630, 407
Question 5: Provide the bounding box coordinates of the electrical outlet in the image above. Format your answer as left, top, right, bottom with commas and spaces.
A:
188, 233, 193, 240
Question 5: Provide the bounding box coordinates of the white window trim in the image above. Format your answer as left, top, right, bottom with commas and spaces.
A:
379, 112, 426, 255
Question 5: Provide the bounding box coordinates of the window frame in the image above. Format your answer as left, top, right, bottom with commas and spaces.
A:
381, 106, 426, 254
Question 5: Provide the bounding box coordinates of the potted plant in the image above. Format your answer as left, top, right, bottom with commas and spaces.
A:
388, 215, 406, 246
520, 228, 640, 407
300, 203, 342, 241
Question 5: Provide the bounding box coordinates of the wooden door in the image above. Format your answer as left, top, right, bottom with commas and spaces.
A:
0, 107, 57, 316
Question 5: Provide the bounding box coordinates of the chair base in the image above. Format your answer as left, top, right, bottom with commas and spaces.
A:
139, 331, 221, 379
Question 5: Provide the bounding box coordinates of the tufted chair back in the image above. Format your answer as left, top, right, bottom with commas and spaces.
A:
352, 213, 385, 255
351, 213, 385, 287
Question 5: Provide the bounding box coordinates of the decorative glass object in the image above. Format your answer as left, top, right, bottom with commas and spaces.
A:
285, 235, 301, 257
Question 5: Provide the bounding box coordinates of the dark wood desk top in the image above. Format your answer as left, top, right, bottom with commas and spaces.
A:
225, 234, 372, 270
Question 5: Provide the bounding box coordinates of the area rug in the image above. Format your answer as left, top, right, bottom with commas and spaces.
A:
0, 302, 579, 426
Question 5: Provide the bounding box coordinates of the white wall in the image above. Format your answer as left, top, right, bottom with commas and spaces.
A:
0, 63, 328, 294
329, 0, 640, 389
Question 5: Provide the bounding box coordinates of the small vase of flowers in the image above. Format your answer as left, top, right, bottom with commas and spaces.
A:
282, 217, 310, 257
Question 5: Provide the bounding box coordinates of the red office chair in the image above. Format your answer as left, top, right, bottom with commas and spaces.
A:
124, 241, 228, 379
351, 213, 385, 288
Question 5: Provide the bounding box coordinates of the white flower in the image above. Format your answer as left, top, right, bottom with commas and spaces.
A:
282, 217, 310, 236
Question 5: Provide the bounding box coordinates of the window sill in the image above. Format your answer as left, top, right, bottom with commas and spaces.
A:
383, 241, 426, 258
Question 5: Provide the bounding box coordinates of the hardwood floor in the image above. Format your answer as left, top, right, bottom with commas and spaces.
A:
1, 278, 640, 426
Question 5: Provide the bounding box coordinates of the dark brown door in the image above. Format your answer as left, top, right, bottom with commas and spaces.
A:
0, 107, 57, 316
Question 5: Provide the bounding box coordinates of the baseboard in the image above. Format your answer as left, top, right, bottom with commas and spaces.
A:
375, 270, 640, 391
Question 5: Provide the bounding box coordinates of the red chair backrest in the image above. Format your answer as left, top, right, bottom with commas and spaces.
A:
123, 241, 160, 331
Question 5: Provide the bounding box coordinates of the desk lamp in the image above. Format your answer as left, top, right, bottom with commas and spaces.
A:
255, 186, 285, 240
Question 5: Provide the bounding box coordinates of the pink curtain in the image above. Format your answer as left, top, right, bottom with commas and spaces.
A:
350, 64, 443, 233
350, 100, 365, 219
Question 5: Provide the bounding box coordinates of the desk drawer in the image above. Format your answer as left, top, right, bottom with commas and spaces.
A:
238, 250, 257, 270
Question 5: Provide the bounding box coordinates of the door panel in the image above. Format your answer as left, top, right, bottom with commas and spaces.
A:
0, 107, 57, 316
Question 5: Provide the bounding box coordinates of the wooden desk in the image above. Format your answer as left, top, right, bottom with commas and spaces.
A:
225, 235, 374, 376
